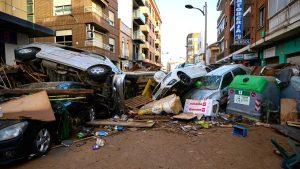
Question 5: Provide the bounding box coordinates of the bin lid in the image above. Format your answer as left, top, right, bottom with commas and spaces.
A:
229, 75, 274, 94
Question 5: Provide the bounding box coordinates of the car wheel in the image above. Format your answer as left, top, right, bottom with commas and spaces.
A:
87, 65, 112, 82
178, 72, 191, 86
33, 128, 51, 156
14, 47, 40, 61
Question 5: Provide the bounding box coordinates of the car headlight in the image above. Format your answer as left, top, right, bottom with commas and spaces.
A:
167, 79, 177, 85
0, 121, 28, 141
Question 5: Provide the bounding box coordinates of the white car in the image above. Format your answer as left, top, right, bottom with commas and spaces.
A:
152, 63, 207, 100
184, 64, 251, 106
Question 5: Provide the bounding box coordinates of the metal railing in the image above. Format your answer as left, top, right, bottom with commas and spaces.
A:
84, 6, 109, 23
269, 0, 300, 33
133, 9, 146, 23
85, 39, 110, 51
133, 30, 146, 41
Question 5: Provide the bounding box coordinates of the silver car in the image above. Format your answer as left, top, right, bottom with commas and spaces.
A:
184, 64, 251, 106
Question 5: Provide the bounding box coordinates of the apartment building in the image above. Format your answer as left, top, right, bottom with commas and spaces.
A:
216, 0, 300, 65
186, 33, 203, 64
206, 42, 220, 64
0, 0, 54, 65
33, 0, 119, 62
118, 19, 133, 70
133, 0, 162, 69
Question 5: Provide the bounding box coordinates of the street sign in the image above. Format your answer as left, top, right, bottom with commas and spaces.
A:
234, 39, 250, 45
234, 0, 244, 41
232, 54, 244, 61
244, 53, 258, 60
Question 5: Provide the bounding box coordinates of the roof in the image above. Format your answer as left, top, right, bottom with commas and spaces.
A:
0, 12, 55, 37
207, 64, 242, 76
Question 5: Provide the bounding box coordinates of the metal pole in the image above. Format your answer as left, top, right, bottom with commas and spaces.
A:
204, 2, 207, 65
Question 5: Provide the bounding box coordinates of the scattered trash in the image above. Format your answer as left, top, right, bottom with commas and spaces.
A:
95, 131, 109, 137
92, 138, 105, 150
232, 125, 248, 137
114, 126, 124, 131
173, 113, 197, 121
121, 114, 128, 121
195, 121, 210, 129
181, 125, 192, 132
139, 94, 183, 115
271, 139, 300, 169
88, 119, 155, 128
61, 140, 74, 147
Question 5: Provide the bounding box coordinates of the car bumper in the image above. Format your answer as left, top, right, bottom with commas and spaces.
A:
0, 136, 25, 165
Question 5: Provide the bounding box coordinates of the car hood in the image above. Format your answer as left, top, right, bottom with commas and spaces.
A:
185, 89, 219, 100
0, 120, 20, 130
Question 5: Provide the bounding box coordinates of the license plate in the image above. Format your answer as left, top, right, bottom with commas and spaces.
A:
234, 94, 250, 105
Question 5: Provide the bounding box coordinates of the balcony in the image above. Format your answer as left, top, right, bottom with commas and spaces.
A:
137, 53, 146, 61
140, 6, 150, 16
155, 38, 161, 46
269, 0, 300, 34
155, 50, 160, 56
140, 25, 150, 33
141, 42, 150, 49
85, 39, 110, 51
133, 9, 146, 25
134, 0, 145, 6
133, 30, 146, 44
84, 6, 110, 32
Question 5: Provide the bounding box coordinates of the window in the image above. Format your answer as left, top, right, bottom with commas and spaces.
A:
109, 11, 114, 26
56, 30, 72, 46
53, 0, 71, 16
232, 68, 247, 76
258, 6, 265, 28
221, 73, 233, 89
109, 38, 115, 53
268, 0, 289, 18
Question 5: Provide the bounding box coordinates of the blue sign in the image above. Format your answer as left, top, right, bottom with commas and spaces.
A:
234, 0, 244, 41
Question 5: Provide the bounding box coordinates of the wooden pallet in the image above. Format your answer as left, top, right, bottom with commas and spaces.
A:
124, 95, 153, 110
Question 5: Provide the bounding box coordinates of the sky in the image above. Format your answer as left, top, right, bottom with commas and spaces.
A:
156, 0, 219, 66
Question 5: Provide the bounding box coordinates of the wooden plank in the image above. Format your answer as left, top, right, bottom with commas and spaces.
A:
287, 121, 300, 128
87, 120, 155, 128
0, 89, 95, 96
280, 99, 298, 124
173, 113, 197, 121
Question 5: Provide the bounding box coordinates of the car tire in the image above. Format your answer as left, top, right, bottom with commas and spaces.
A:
87, 64, 112, 82
14, 47, 40, 61
178, 72, 191, 86
33, 128, 51, 156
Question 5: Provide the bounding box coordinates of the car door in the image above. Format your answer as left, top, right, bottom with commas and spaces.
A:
219, 72, 234, 105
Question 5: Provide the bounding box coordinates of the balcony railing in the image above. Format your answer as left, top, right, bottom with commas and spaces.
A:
140, 25, 150, 33
85, 39, 110, 51
84, 6, 109, 23
133, 30, 146, 42
269, 0, 300, 33
133, 9, 146, 24
138, 53, 146, 60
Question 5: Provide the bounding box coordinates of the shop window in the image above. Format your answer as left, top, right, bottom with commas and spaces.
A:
53, 0, 72, 16
56, 30, 72, 46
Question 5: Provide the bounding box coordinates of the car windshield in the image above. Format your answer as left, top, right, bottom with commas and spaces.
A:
199, 75, 222, 90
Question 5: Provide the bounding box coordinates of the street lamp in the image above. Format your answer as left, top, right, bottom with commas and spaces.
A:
185, 2, 207, 65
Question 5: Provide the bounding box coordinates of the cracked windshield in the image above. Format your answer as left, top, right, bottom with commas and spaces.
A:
0, 0, 299, 168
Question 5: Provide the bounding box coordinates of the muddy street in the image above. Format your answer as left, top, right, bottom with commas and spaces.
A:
8, 126, 287, 169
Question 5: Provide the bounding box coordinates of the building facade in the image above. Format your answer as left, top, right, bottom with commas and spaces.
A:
34, 0, 119, 63
118, 19, 133, 70
133, 0, 162, 69
216, 0, 300, 65
206, 42, 220, 64
0, 0, 54, 65
186, 33, 203, 64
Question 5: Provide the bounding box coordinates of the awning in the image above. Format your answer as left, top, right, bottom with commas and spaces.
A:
0, 12, 55, 37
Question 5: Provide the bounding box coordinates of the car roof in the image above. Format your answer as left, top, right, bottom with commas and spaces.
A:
207, 64, 246, 76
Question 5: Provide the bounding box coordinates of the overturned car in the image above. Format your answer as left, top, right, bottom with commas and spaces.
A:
14, 43, 125, 114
